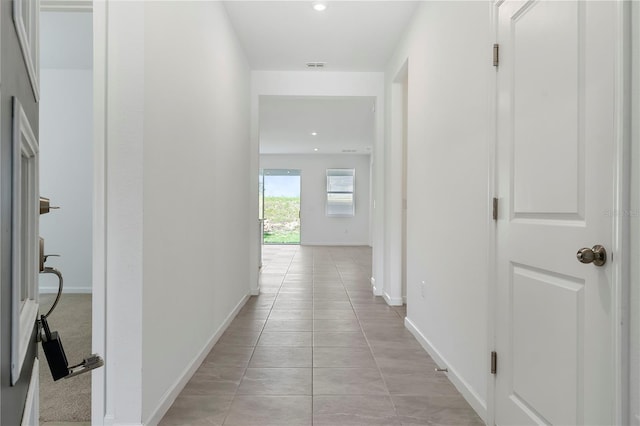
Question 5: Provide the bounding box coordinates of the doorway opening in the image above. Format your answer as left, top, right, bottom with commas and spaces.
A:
38, 8, 94, 423
390, 59, 409, 305
261, 169, 301, 244
398, 64, 408, 304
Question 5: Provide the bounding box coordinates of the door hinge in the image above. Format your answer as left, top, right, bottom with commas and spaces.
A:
491, 351, 497, 374
493, 43, 499, 67
492, 197, 498, 221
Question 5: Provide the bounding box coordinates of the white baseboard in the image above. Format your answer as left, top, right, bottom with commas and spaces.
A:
301, 242, 370, 246
370, 277, 382, 296
41, 0, 93, 12
39, 286, 92, 294
402, 295, 407, 304
404, 317, 488, 424
383, 291, 403, 306
144, 293, 251, 426
250, 286, 260, 296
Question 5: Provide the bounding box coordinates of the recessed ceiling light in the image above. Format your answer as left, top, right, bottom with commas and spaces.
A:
314, 148, 319, 152
311, 132, 318, 136
312, 1, 327, 12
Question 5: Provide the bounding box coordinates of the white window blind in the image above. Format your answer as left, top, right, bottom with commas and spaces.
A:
326, 168, 355, 217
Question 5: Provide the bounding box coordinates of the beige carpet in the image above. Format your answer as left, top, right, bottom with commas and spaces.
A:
39, 294, 92, 422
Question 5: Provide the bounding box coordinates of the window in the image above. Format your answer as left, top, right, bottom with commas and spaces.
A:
12, 98, 39, 385
326, 168, 355, 217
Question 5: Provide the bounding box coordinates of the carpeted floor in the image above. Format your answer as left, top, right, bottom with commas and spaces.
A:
39, 293, 92, 423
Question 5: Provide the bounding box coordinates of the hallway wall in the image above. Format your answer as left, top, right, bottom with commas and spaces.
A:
141, 2, 251, 423
385, 1, 492, 420
631, 2, 639, 423
39, 68, 93, 293
260, 154, 371, 245
39, 11, 93, 294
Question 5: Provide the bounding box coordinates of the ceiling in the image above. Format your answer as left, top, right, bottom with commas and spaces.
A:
40, 2, 418, 155
259, 96, 375, 154
223, 1, 419, 72
225, 1, 418, 155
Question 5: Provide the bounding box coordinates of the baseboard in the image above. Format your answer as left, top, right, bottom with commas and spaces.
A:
250, 286, 260, 296
39, 286, 92, 294
370, 277, 382, 296
402, 295, 407, 304
404, 317, 488, 423
301, 242, 370, 246
383, 291, 403, 306
144, 293, 251, 426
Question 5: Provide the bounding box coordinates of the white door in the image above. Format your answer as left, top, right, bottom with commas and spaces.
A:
1, 0, 41, 424
495, 1, 619, 425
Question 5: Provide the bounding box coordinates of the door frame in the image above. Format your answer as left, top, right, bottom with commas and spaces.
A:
487, 1, 632, 424
385, 58, 408, 307
92, 0, 107, 423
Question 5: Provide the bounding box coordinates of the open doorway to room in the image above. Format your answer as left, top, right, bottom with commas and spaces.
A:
385, 60, 409, 306
261, 169, 302, 244
396, 62, 408, 304
38, 6, 93, 423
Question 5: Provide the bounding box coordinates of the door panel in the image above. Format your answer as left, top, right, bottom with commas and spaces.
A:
511, 265, 583, 425
496, 1, 616, 425
1, 0, 40, 424
512, 1, 583, 218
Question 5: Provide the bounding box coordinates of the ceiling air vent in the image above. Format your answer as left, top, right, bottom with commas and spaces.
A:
342, 149, 357, 153
306, 62, 326, 69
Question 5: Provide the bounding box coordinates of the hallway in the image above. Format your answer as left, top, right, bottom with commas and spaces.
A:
159, 245, 483, 425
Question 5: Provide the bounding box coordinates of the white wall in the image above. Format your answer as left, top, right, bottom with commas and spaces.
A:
95, 2, 251, 424
142, 2, 251, 423
631, 2, 639, 423
385, 1, 492, 420
97, 1, 144, 423
39, 10, 93, 294
251, 71, 384, 294
39, 69, 93, 293
260, 154, 370, 245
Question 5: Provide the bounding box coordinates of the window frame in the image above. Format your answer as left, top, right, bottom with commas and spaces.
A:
326, 168, 355, 217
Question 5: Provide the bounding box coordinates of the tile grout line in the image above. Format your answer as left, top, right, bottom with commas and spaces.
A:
221, 245, 296, 426
343, 252, 402, 423
311, 246, 314, 426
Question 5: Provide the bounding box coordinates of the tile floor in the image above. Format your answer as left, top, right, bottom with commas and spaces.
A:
160, 245, 484, 426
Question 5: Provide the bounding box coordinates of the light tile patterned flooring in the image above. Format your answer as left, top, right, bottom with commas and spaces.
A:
160, 245, 484, 425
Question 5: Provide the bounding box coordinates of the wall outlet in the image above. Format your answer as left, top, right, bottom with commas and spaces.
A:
420, 280, 426, 298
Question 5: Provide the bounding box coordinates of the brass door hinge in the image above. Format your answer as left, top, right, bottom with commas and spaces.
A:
493, 44, 499, 67
492, 197, 498, 221
491, 351, 497, 374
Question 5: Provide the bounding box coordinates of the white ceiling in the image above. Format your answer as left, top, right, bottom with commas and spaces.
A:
226, 1, 418, 155
40, 2, 417, 155
223, 1, 419, 72
259, 96, 375, 154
